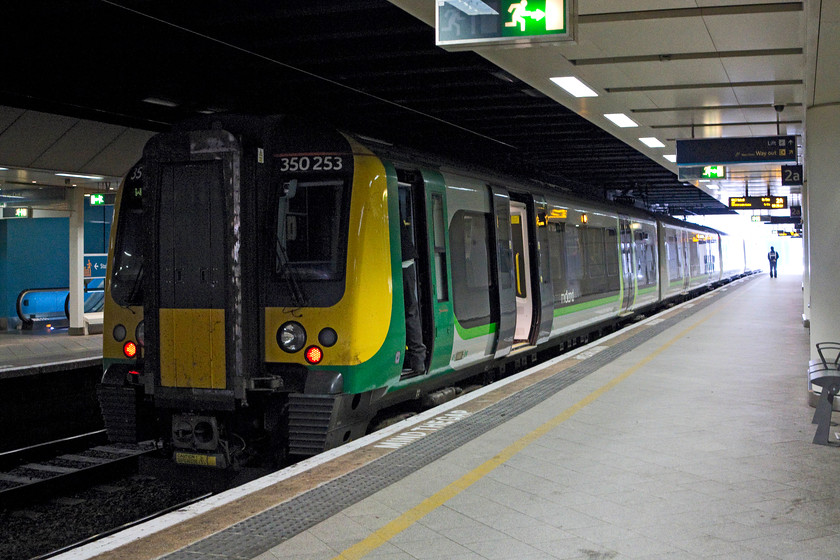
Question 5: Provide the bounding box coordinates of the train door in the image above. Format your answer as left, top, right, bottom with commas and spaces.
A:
158, 160, 228, 389
490, 185, 516, 359
618, 216, 635, 313
510, 201, 532, 343
144, 130, 243, 395
681, 229, 692, 291
398, 172, 433, 376
532, 195, 554, 345
420, 172, 453, 374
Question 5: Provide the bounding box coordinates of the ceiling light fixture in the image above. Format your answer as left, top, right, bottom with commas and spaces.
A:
639, 137, 665, 148
56, 173, 104, 180
142, 97, 179, 108
663, 154, 677, 163
604, 113, 638, 128
550, 76, 598, 97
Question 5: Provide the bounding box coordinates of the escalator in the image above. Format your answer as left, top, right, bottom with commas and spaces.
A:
16, 279, 105, 331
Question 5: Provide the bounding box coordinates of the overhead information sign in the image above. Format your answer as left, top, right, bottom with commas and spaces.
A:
677, 136, 797, 166
729, 196, 788, 210
781, 164, 803, 186
436, 0, 574, 50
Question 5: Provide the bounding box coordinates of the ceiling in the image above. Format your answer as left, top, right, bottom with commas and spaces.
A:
0, 1, 816, 216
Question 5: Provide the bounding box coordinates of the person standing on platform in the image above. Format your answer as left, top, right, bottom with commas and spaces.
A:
768, 246, 779, 278
400, 201, 426, 375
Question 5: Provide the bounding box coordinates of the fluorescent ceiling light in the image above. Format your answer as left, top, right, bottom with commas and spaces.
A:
56, 172, 104, 180
604, 113, 638, 128
142, 97, 179, 108
550, 76, 598, 98
443, 0, 497, 15
0, 167, 7, 171
639, 137, 665, 148
663, 154, 677, 163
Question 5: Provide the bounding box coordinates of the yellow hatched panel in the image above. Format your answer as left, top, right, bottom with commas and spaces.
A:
159, 308, 226, 389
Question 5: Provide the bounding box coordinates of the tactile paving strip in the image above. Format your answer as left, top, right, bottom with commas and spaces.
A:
162, 283, 742, 559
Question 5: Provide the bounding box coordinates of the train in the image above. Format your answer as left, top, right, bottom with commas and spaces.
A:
98, 114, 748, 468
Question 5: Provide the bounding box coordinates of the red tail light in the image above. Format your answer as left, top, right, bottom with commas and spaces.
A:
305, 346, 323, 365
123, 341, 138, 358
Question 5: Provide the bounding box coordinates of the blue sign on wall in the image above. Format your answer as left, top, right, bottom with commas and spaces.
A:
84, 254, 108, 278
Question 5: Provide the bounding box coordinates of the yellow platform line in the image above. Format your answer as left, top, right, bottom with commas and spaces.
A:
333, 306, 722, 560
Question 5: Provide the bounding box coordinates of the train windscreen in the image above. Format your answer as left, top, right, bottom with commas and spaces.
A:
110, 166, 144, 307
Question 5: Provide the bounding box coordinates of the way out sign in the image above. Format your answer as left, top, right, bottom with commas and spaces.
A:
436, 0, 574, 50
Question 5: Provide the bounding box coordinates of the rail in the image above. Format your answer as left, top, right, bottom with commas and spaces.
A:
0, 432, 155, 508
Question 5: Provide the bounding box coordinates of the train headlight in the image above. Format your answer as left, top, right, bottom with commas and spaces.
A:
277, 321, 306, 353
113, 324, 127, 342
135, 321, 145, 347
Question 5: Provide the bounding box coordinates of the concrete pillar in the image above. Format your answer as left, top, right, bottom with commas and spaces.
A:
805, 104, 840, 359
68, 186, 85, 335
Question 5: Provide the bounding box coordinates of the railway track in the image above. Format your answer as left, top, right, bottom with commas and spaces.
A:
0, 430, 155, 508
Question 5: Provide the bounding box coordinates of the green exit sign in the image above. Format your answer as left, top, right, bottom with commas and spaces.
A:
701, 165, 725, 179
15, 208, 28, 217
90, 194, 105, 206
437, 0, 574, 50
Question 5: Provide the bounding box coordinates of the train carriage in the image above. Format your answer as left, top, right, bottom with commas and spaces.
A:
99, 115, 745, 467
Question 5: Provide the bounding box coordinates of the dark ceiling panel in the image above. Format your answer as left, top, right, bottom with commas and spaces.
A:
3, 0, 729, 214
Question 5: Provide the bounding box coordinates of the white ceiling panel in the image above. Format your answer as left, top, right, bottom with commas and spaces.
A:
639, 107, 750, 126
581, 19, 715, 56
731, 84, 803, 106
627, 87, 741, 110
0, 111, 78, 167
720, 54, 805, 84
31, 120, 127, 172
578, 0, 697, 15
82, 128, 155, 177
0, 106, 26, 137
703, 12, 803, 51
596, 59, 731, 89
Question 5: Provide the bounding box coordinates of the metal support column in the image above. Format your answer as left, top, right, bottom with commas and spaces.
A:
69, 186, 85, 335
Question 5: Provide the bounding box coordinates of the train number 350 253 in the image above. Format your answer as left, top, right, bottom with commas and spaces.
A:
277, 155, 344, 172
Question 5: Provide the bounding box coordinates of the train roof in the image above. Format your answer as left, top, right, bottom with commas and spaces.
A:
159, 113, 729, 238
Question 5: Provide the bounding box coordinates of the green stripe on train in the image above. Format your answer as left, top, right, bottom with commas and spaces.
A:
454, 294, 621, 340
553, 294, 620, 317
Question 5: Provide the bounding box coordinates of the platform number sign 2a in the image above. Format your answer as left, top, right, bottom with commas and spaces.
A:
781, 165, 803, 186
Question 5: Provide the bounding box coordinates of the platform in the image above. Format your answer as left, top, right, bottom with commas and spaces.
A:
0, 328, 102, 379
61, 273, 838, 560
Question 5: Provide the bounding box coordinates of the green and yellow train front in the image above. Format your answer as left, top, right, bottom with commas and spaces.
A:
263, 136, 411, 456
98, 120, 422, 465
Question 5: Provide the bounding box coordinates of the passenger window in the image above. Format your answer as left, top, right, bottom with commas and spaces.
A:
450, 210, 492, 328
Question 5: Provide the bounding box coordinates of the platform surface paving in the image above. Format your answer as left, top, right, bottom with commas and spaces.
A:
241, 274, 828, 560
74, 273, 832, 560
0, 329, 101, 378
